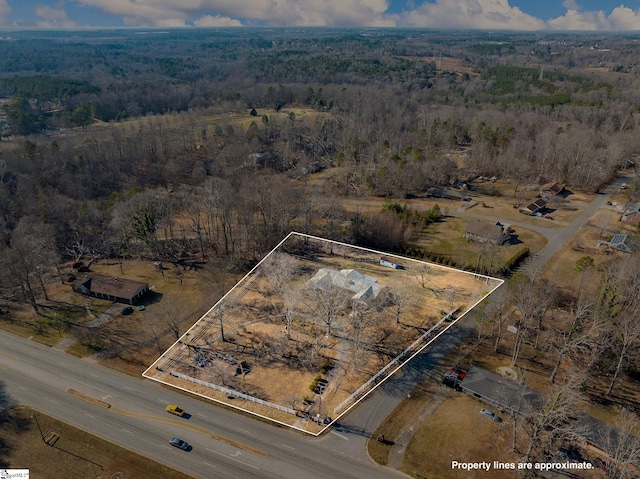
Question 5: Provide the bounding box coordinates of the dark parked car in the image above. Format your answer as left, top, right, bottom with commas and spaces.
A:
169, 437, 190, 450
121, 307, 134, 315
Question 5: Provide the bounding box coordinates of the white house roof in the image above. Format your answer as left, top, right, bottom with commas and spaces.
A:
307, 268, 384, 301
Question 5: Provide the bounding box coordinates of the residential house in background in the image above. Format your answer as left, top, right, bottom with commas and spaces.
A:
541, 181, 565, 197
519, 198, 547, 215
459, 367, 541, 415
464, 220, 509, 245
621, 201, 640, 226
597, 234, 640, 254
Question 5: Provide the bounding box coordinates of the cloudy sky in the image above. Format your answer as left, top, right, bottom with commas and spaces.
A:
1, 0, 640, 30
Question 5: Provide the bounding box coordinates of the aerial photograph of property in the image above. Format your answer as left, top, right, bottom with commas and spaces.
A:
2, 1, 640, 478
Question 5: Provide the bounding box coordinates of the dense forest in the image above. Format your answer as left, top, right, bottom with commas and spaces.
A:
1, 29, 639, 267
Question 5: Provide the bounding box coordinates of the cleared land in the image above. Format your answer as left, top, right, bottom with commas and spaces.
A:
144, 233, 502, 434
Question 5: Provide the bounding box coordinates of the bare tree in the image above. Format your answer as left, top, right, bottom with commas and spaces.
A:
1, 217, 58, 314
306, 285, 351, 337
606, 313, 640, 396
413, 263, 432, 290
548, 299, 598, 383
518, 375, 586, 462
388, 278, 418, 325
600, 408, 640, 479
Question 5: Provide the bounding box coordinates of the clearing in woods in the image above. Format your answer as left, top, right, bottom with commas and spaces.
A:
143, 232, 503, 434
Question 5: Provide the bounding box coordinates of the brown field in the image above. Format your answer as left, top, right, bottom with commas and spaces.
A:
145, 233, 502, 432
1, 406, 194, 479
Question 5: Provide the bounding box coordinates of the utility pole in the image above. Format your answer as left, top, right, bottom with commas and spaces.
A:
32, 412, 45, 443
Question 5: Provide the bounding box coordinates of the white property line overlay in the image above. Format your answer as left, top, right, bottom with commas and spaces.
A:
143, 231, 504, 436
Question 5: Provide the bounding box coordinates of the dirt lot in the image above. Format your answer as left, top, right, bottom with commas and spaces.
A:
145, 233, 502, 432
0, 406, 193, 479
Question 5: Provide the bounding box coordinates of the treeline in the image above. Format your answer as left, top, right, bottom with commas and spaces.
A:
2, 28, 640, 313
0, 76, 100, 101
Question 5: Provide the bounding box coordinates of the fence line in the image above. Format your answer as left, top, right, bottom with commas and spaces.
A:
170, 371, 296, 415
333, 309, 456, 415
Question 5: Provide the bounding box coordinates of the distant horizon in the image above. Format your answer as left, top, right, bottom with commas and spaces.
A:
0, 25, 638, 34
1, 1, 640, 31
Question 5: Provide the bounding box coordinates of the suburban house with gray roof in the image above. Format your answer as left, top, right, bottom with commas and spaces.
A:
621, 201, 640, 226
307, 268, 385, 302
464, 220, 509, 245
459, 366, 541, 415
72, 274, 150, 305
597, 234, 640, 254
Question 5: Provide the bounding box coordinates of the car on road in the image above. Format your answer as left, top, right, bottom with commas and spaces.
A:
480, 408, 502, 422
169, 437, 190, 450
166, 404, 185, 417
121, 306, 134, 315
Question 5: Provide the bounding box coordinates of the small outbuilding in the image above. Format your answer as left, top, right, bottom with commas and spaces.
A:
72, 274, 150, 305
380, 256, 401, 269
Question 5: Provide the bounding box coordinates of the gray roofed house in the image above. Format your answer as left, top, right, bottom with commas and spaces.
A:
621, 201, 640, 226
459, 366, 541, 414
307, 268, 385, 302
464, 220, 508, 245
597, 234, 640, 254
72, 274, 150, 305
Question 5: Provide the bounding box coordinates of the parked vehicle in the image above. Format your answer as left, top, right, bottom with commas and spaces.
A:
442, 367, 466, 390
166, 404, 185, 417
480, 408, 502, 422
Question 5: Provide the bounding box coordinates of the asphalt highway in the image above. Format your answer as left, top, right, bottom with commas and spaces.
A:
1, 332, 408, 479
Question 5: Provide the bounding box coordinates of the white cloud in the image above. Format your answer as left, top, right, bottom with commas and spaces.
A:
547, 5, 640, 30
562, 0, 579, 11
34, 5, 82, 27
77, 0, 397, 27
399, 0, 546, 30
50, 0, 640, 30
193, 14, 242, 26
0, 0, 11, 25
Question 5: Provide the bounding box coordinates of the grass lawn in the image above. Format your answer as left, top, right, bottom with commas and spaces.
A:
410, 216, 546, 274
401, 394, 518, 479
1, 406, 194, 479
